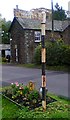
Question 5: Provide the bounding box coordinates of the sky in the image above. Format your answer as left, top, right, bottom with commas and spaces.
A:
0, 0, 70, 21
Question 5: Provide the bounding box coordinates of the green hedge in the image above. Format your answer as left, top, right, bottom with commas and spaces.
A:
34, 44, 41, 65
34, 39, 70, 65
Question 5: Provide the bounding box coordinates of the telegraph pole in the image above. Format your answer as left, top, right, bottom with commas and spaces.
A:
41, 12, 46, 111
51, 0, 54, 41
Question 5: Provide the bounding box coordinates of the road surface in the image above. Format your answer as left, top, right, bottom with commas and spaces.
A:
0, 64, 69, 98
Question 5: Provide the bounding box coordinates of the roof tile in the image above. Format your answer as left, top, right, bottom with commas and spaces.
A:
16, 17, 70, 31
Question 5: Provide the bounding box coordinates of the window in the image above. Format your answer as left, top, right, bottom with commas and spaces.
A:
35, 31, 41, 42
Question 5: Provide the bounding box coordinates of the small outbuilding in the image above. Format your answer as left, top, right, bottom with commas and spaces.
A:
0, 44, 10, 58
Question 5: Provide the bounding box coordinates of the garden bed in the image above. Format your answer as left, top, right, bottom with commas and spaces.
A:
2, 82, 57, 110
2, 93, 56, 110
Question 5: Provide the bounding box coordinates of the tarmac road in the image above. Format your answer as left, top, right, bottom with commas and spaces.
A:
0, 64, 69, 98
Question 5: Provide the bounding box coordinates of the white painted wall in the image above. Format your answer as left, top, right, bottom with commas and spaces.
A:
0, 51, 1, 57
5, 50, 11, 56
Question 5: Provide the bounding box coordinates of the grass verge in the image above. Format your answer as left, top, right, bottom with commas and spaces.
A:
0, 93, 70, 119
17, 63, 69, 72
1, 61, 69, 72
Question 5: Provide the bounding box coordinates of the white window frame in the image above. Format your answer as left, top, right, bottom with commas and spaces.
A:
35, 31, 41, 42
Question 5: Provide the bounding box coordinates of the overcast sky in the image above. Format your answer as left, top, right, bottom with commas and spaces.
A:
0, 0, 70, 21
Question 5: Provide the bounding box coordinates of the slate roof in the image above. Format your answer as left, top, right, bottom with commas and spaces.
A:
16, 17, 41, 30
10, 17, 70, 32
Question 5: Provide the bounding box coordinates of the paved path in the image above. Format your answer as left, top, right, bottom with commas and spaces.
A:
0, 64, 69, 98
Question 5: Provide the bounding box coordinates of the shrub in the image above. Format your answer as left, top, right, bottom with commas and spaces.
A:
28, 90, 40, 101
34, 44, 41, 65
61, 45, 70, 65
2, 57, 6, 62
22, 86, 29, 97
34, 39, 70, 65
46, 40, 65, 65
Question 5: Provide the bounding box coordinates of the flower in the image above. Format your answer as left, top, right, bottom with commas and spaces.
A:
11, 83, 14, 85
19, 86, 23, 90
15, 82, 19, 86
20, 91, 23, 95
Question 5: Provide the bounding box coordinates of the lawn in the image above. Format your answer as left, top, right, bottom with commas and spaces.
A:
0, 93, 70, 120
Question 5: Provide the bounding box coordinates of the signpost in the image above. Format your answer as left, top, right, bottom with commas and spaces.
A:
41, 12, 46, 111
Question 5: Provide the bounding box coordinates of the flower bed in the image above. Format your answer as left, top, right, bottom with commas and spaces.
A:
2, 82, 56, 110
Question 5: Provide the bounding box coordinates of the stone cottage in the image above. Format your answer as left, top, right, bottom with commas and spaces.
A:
9, 17, 70, 64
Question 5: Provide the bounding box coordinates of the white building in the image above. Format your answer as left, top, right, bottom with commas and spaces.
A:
0, 44, 10, 57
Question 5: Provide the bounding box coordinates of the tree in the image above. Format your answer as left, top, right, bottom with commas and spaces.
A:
2, 20, 11, 44
53, 3, 67, 20
0, 14, 5, 43
0, 15, 11, 44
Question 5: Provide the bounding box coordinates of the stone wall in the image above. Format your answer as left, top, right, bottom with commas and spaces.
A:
23, 30, 35, 63
62, 25, 70, 44
45, 31, 62, 41
10, 20, 25, 63
45, 29, 70, 44
10, 20, 36, 63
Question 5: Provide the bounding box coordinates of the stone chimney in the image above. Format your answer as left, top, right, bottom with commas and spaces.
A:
16, 5, 18, 10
